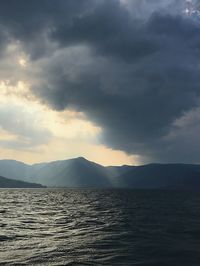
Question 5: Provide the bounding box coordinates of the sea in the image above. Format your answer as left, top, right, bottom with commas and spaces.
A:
0, 189, 200, 265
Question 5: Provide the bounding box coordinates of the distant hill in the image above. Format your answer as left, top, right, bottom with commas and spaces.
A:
116, 164, 200, 189
0, 158, 200, 189
0, 176, 45, 188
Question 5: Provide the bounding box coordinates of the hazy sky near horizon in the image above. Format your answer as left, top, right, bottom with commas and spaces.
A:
0, 0, 200, 165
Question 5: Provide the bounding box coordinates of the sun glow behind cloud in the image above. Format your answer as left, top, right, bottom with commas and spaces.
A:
18, 58, 27, 67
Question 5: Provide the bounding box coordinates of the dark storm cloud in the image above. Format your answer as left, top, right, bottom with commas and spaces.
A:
51, 0, 159, 62
1, 0, 200, 162
0, 0, 94, 58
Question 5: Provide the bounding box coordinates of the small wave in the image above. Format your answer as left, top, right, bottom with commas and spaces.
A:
0, 235, 16, 241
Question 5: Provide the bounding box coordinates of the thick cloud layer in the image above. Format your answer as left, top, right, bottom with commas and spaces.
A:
0, 0, 200, 163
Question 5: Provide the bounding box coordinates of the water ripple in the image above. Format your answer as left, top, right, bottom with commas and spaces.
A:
0, 189, 200, 265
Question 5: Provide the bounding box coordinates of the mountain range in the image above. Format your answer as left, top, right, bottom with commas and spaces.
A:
0, 157, 200, 189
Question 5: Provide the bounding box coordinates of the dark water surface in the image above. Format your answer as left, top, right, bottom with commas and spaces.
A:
0, 189, 200, 265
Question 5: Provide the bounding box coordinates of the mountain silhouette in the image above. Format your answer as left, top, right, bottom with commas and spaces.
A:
0, 158, 200, 189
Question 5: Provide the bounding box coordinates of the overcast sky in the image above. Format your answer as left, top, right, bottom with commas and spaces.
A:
0, 0, 200, 165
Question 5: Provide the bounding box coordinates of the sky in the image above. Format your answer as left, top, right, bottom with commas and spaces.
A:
0, 0, 200, 166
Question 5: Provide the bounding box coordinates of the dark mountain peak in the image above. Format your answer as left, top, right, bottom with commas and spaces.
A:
69, 157, 104, 169
76, 156, 87, 161
71, 156, 98, 164
37, 157, 90, 166
69, 157, 89, 165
